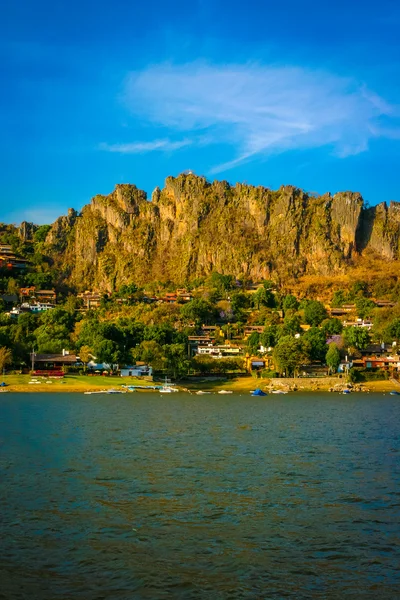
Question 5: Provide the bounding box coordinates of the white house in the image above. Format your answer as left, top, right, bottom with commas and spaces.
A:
120, 365, 153, 377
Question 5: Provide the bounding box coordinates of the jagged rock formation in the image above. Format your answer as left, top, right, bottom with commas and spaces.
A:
41, 174, 400, 291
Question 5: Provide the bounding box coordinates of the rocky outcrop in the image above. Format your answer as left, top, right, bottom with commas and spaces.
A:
41, 174, 400, 291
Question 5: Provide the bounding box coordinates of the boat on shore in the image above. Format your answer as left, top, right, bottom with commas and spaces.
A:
159, 377, 179, 393
196, 390, 211, 395
271, 390, 288, 394
218, 390, 232, 394
251, 389, 267, 396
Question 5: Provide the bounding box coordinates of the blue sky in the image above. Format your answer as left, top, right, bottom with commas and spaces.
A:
1, 0, 400, 224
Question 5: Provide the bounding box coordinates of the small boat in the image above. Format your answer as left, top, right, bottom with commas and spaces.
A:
251, 388, 267, 396
196, 390, 211, 395
271, 390, 288, 394
389, 391, 400, 396
342, 389, 351, 394
84, 390, 108, 395
218, 390, 232, 394
106, 389, 126, 394
159, 377, 179, 393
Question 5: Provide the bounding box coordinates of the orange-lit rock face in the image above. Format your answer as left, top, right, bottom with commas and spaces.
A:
38, 174, 400, 291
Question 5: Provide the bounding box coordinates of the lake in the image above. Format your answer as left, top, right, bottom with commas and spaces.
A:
1, 392, 399, 599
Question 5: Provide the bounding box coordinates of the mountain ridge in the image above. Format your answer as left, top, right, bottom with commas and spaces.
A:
14, 174, 400, 291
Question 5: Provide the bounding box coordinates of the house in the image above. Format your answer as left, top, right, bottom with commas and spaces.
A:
163, 292, 178, 303
87, 360, 112, 372
360, 343, 393, 357
245, 355, 274, 371
0, 244, 13, 255
30, 351, 77, 375
363, 356, 400, 371
20, 286, 36, 299
338, 360, 353, 373
196, 343, 242, 358
29, 303, 55, 313
120, 364, 153, 377
201, 325, 218, 333
77, 291, 102, 309
342, 304, 356, 311
188, 335, 213, 357
176, 290, 193, 302
375, 300, 395, 308
343, 319, 373, 330
35, 289, 57, 304
0, 244, 30, 270
244, 326, 264, 337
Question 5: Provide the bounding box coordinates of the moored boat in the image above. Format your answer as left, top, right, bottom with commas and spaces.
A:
251, 388, 267, 396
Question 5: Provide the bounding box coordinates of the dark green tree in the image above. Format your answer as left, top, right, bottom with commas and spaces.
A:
343, 327, 371, 351
273, 336, 311, 377
304, 300, 328, 327
303, 327, 327, 362
321, 318, 343, 335
282, 294, 299, 312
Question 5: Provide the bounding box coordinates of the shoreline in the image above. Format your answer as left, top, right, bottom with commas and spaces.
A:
1, 375, 398, 394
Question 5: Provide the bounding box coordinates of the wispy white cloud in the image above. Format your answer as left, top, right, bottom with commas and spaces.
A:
100, 138, 191, 153
123, 62, 399, 172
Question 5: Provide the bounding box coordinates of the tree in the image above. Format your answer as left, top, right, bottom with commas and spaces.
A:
273, 336, 311, 377
94, 339, 121, 366
303, 327, 327, 362
326, 343, 340, 374
351, 280, 368, 298
252, 286, 276, 309
304, 300, 328, 327
355, 297, 376, 320
134, 340, 165, 371
343, 327, 371, 351
247, 332, 260, 354
282, 294, 299, 312
281, 314, 302, 336
207, 272, 235, 293
321, 318, 343, 335
386, 318, 400, 344
79, 345, 92, 371
230, 292, 250, 313
33, 225, 51, 243
180, 298, 216, 325
331, 290, 347, 308
0, 346, 12, 373
260, 325, 278, 349
164, 343, 191, 379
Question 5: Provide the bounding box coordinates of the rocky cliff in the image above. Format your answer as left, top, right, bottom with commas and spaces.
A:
41, 174, 400, 291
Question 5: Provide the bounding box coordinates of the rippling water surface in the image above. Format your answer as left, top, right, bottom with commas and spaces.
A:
1, 392, 400, 599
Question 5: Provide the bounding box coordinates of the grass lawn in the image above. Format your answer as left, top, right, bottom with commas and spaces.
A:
0, 374, 155, 393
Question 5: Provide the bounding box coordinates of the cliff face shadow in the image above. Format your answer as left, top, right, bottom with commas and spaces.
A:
356, 206, 376, 253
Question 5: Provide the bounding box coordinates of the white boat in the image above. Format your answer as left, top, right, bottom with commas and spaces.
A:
159, 377, 179, 393
218, 390, 232, 394
271, 390, 288, 394
196, 390, 211, 395
84, 390, 108, 395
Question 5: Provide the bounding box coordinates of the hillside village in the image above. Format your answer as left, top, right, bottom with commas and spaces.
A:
1, 233, 400, 384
